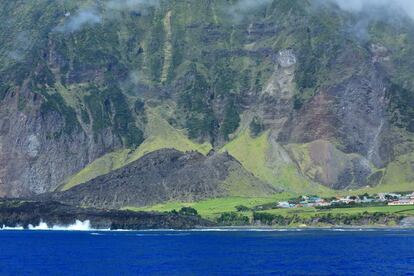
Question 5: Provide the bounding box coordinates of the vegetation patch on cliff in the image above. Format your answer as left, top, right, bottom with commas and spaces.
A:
61, 109, 211, 190
221, 130, 331, 194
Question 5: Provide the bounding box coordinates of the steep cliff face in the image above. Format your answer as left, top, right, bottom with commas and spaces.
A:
0, 81, 123, 197
0, 0, 414, 197
0, 0, 145, 196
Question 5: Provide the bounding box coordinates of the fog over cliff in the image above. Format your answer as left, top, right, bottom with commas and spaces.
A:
327, 0, 414, 19
56, 0, 160, 33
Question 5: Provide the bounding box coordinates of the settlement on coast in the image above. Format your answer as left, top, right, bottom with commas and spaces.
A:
273, 192, 414, 209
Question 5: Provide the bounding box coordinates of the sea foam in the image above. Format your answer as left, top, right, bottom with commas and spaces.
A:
0, 225, 24, 230
1, 220, 102, 231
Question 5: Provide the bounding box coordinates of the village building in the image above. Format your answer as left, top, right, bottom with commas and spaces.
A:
388, 199, 414, 206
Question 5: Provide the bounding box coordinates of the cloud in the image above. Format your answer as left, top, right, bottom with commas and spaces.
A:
226, 0, 273, 22
230, 0, 273, 12
326, 0, 414, 20
120, 69, 142, 93
106, 0, 160, 11
8, 31, 34, 61
55, 7, 102, 33
55, 0, 159, 33
314, 0, 414, 41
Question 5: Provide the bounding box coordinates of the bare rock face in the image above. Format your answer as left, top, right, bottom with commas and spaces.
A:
256, 49, 297, 134
0, 86, 121, 197
280, 71, 389, 168
287, 140, 374, 190
370, 43, 390, 63
243, 47, 396, 190
277, 49, 297, 68
276, 69, 390, 189
46, 149, 276, 209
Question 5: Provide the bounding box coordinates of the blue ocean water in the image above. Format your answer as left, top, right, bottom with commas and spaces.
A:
0, 229, 413, 275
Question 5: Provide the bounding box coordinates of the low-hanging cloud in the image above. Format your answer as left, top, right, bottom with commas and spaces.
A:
55, 7, 102, 33
55, 0, 159, 33
119, 69, 142, 93
316, 0, 414, 41
327, 0, 414, 20
8, 31, 34, 61
106, 0, 160, 11
230, 0, 273, 12
227, 0, 273, 22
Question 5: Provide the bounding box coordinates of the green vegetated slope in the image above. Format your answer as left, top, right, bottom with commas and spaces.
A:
221, 130, 333, 195
125, 193, 294, 220
220, 163, 277, 198
63, 115, 413, 198
365, 152, 414, 193
2, 0, 414, 198
62, 108, 212, 190
126, 196, 414, 221
258, 205, 414, 218
63, 119, 332, 196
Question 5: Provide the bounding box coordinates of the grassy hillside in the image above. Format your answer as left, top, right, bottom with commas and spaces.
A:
221, 130, 332, 195
63, 121, 334, 195
63, 114, 413, 199
258, 205, 414, 218
350, 152, 414, 194
125, 193, 293, 220
125, 195, 414, 222
61, 108, 212, 190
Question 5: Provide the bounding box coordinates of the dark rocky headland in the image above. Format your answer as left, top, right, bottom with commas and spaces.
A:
0, 199, 214, 230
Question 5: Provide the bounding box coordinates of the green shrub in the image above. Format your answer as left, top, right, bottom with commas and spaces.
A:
40, 92, 80, 135
249, 116, 264, 137
179, 207, 198, 216
217, 212, 249, 226
235, 205, 250, 212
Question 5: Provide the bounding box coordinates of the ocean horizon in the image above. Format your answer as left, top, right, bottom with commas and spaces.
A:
1, 228, 413, 275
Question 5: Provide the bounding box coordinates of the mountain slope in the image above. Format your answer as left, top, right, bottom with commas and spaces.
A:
61, 108, 212, 190
48, 149, 277, 209
0, 0, 413, 198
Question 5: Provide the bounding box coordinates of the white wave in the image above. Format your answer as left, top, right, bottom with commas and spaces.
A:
28, 221, 49, 230
24, 220, 106, 231
0, 225, 24, 230
327, 228, 377, 232
52, 220, 93, 231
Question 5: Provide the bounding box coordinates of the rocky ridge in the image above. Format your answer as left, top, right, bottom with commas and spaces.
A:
46, 149, 277, 209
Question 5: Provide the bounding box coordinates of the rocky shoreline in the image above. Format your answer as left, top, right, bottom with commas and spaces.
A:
0, 199, 215, 230
1, 199, 414, 230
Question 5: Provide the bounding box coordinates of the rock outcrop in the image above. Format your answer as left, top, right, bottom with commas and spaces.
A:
46, 149, 276, 209
0, 199, 214, 230
287, 140, 375, 190
0, 86, 122, 197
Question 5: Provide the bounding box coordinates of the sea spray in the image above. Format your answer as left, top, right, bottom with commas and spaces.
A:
29, 220, 93, 231
0, 225, 24, 230
1, 220, 97, 231
52, 220, 92, 231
